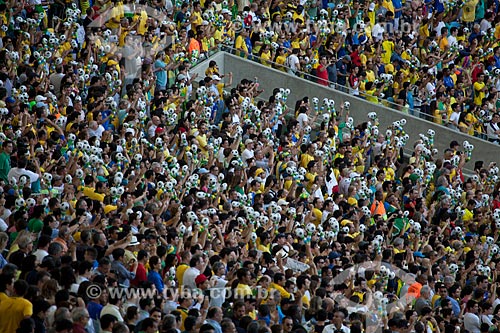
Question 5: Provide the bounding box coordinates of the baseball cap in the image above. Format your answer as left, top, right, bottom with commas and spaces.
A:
221, 9, 231, 14
343, 55, 351, 61
413, 251, 425, 258
195, 274, 208, 285
177, 73, 187, 81
255, 168, 265, 177
369, 2, 375, 11
277, 199, 288, 206
212, 74, 222, 81
35, 95, 47, 102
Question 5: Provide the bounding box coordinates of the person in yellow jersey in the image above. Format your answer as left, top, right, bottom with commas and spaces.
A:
256, 232, 271, 253
235, 28, 250, 58
473, 72, 487, 106
269, 272, 291, 299
0, 278, 33, 333
235, 267, 254, 298
381, 32, 395, 64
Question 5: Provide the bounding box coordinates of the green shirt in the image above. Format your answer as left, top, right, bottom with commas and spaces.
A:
0, 152, 10, 183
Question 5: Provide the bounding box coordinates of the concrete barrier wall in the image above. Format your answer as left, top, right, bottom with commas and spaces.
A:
221, 53, 500, 173
190, 52, 225, 82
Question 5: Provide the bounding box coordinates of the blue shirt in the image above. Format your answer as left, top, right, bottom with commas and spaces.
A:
111, 260, 136, 288
148, 270, 165, 293
443, 76, 454, 88
434, 0, 444, 14
87, 301, 103, 320
0, 254, 7, 269
155, 59, 167, 88
393, 0, 403, 17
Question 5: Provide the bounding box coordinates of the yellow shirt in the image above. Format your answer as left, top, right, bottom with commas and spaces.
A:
137, 10, 148, 35
176, 263, 189, 286
300, 153, 314, 168
0, 297, 33, 333
439, 35, 449, 51
261, 51, 272, 67
473, 81, 485, 105
462, 0, 479, 22
382, 0, 395, 14
382, 40, 394, 64
257, 243, 271, 253
106, 6, 122, 29
366, 88, 379, 103
275, 55, 287, 71
269, 283, 291, 299
192, 11, 203, 28
235, 283, 253, 298
235, 35, 248, 54
366, 70, 376, 82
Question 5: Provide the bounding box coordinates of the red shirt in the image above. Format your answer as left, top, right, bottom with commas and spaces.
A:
73, 323, 87, 333
131, 263, 147, 287
350, 50, 362, 67
316, 64, 329, 86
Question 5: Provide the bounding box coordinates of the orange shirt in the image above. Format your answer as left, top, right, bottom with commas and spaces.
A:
188, 38, 201, 56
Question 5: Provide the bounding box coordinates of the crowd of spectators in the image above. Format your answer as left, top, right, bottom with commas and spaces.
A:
0, 1, 499, 333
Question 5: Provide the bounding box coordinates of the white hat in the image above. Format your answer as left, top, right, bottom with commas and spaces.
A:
212, 74, 222, 81
369, 2, 375, 11
277, 199, 288, 206
128, 236, 140, 246
35, 95, 47, 102
125, 128, 135, 135
221, 9, 231, 15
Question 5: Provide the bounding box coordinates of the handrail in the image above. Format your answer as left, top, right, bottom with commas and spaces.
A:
217, 45, 478, 132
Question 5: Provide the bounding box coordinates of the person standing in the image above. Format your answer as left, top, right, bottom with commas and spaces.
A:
316, 56, 329, 86
0, 140, 13, 184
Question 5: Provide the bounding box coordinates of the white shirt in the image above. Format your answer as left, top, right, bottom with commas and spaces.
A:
449, 111, 460, 127
372, 24, 385, 42
480, 18, 492, 33
448, 35, 457, 48
101, 304, 124, 322
148, 124, 158, 138
297, 113, 309, 129
88, 125, 105, 139
33, 249, 49, 263
464, 312, 481, 333
7, 167, 39, 184
209, 276, 228, 307
182, 267, 201, 291
434, 21, 446, 36
241, 148, 254, 165
323, 324, 350, 333
287, 54, 300, 72
486, 121, 500, 140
